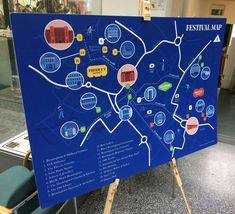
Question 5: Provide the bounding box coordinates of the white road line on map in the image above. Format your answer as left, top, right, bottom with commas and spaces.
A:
172, 121, 214, 157
170, 40, 212, 123
146, 142, 151, 166
199, 123, 214, 130
29, 65, 123, 116
172, 38, 213, 156
90, 84, 125, 113
139, 141, 151, 166
114, 86, 125, 111
90, 85, 117, 96
115, 20, 147, 52
177, 46, 185, 73
175, 114, 187, 123
60, 52, 80, 60
80, 118, 123, 146
135, 40, 175, 68
28, 65, 68, 88
172, 130, 186, 157
173, 115, 182, 124
179, 119, 187, 129
174, 21, 178, 37
146, 40, 175, 54
107, 94, 119, 114
124, 118, 152, 166
174, 20, 184, 73
76, 64, 78, 72
127, 120, 144, 138
185, 40, 212, 73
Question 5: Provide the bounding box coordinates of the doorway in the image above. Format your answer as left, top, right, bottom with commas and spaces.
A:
218, 24, 235, 145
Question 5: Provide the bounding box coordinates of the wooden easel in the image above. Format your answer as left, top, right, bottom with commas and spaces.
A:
139, 0, 151, 21
170, 159, 192, 214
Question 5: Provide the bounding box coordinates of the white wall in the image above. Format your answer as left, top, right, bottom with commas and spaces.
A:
171, 0, 184, 17
91, 0, 102, 15
151, 0, 173, 17
176, 0, 235, 21
182, 0, 201, 17
102, 0, 139, 16
199, 0, 235, 24
102, 0, 173, 17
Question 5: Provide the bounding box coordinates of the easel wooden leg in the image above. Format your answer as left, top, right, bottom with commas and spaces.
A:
73, 197, 78, 214
0, 206, 12, 214
103, 179, 120, 214
170, 159, 192, 214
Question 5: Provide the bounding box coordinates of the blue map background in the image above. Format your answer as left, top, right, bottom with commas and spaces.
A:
11, 13, 225, 207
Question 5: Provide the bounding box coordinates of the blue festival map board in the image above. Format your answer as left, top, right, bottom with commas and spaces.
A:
11, 13, 225, 207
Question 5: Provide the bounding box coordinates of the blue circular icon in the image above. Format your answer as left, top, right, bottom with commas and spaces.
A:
39, 52, 61, 73
163, 130, 175, 144
206, 105, 215, 118
65, 72, 84, 90
195, 99, 205, 113
190, 64, 200, 78
120, 41, 135, 59
119, 105, 133, 121
144, 86, 157, 102
201, 66, 211, 80
104, 24, 121, 44
80, 92, 97, 110
154, 112, 166, 126
60, 121, 79, 139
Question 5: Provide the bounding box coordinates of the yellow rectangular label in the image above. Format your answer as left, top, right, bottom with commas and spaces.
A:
87, 65, 108, 78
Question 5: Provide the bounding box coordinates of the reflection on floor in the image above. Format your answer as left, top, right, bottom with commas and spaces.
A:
218, 89, 235, 145
79, 143, 235, 214
0, 107, 26, 143
0, 86, 22, 102
0, 84, 9, 90
0, 87, 25, 143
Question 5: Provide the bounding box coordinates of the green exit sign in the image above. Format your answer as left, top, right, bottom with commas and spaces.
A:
211, 9, 224, 16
